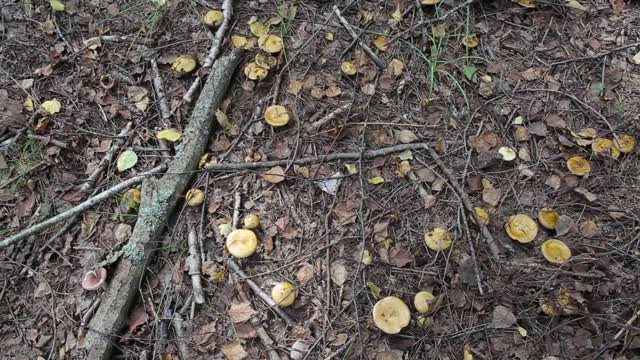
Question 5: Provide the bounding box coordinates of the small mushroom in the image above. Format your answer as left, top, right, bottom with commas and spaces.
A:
264, 105, 289, 127
341, 61, 357, 76
540, 301, 560, 316
592, 138, 620, 158
123, 188, 142, 210
243, 213, 260, 229
566, 156, 591, 176
185, 189, 205, 207
82, 268, 107, 291
255, 53, 277, 70
505, 214, 538, 243
471, 207, 490, 225
244, 62, 269, 80
613, 134, 636, 153
172, 55, 197, 76
424, 227, 453, 251
372, 296, 411, 334
271, 282, 296, 307
414, 291, 435, 313
540, 239, 571, 265
538, 208, 559, 230
258, 34, 283, 53
203, 10, 224, 27
226, 229, 258, 258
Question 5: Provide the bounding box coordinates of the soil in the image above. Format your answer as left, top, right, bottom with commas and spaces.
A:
1, 0, 639, 359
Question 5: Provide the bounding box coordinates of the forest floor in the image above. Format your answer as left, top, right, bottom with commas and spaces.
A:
1, 0, 640, 359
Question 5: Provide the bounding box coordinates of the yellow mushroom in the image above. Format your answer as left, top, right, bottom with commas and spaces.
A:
226, 229, 258, 258
566, 156, 591, 176
203, 10, 224, 27
271, 282, 296, 307
243, 213, 260, 229
541, 239, 571, 265
613, 134, 636, 153
472, 207, 490, 225
538, 208, 559, 230
592, 138, 620, 159
414, 291, 435, 313
185, 189, 205, 207
421, 0, 441, 5
258, 34, 283, 53
123, 188, 142, 209
505, 214, 538, 243
417, 315, 433, 328
244, 62, 269, 80
341, 61, 357, 76
264, 105, 289, 127
172, 55, 197, 76
540, 301, 560, 316
372, 296, 411, 334
255, 53, 277, 69
462, 34, 479, 48
424, 227, 453, 251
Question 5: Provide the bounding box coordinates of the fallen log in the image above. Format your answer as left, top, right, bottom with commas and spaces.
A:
82, 48, 243, 360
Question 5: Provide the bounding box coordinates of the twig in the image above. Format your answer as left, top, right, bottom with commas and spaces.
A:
550, 41, 640, 67
227, 259, 295, 326
150, 59, 172, 127
26, 133, 69, 149
0, 165, 166, 249
81, 123, 132, 192
461, 207, 484, 295
325, 338, 355, 360
394, 0, 477, 39
77, 298, 101, 344
171, 313, 190, 360
205, 142, 436, 171
333, 5, 386, 69
417, 144, 510, 257
306, 103, 351, 132
184, 0, 233, 103
186, 229, 205, 304
508, 261, 606, 279
232, 191, 242, 230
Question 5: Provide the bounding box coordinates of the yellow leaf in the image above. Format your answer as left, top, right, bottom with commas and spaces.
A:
23, 97, 34, 112
517, 0, 536, 8
373, 35, 389, 51
391, 6, 402, 22
368, 176, 385, 185
231, 35, 248, 48
135, 96, 149, 111
565, 0, 587, 11
517, 326, 528, 337
326, 32, 334, 41
250, 21, 269, 36
344, 163, 358, 175
41, 18, 55, 34
157, 129, 182, 142
50, 0, 65, 11
41, 99, 62, 114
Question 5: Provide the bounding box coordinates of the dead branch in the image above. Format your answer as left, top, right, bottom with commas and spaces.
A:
306, 103, 351, 132
332, 5, 386, 69
184, 0, 233, 103
186, 229, 205, 304
150, 59, 172, 126
205, 142, 436, 171
171, 313, 190, 359
81, 123, 132, 192
0, 165, 166, 249
81, 49, 243, 360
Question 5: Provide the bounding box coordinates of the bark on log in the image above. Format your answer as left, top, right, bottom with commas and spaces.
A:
82, 48, 243, 360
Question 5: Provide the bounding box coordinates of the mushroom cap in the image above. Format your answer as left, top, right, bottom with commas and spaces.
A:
541, 239, 571, 264
540, 301, 560, 316
226, 229, 258, 258
255, 53, 277, 70
462, 34, 479, 48
203, 10, 224, 27
185, 189, 205, 207
613, 134, 636, 153
566, 156, 591, 176
416, 315, 434, 328
424, 227, 453, 251
258, 34, 283, 53
82, 268, 107, 291
172, 55, 197, 75
472, 207, 490, 225
244, 62, 269, 80
592, 138, 620, 158
264, 105, 289, 127
421, 0, 441, 5
414, 291, 435, 313
372, 296, 411, 334
341, 61, 357, 76
538, 208, 559, 230
243, 213, 260, 229
505, 214, 538, 243
271, 282, 296, 307
123, 188, 142, 209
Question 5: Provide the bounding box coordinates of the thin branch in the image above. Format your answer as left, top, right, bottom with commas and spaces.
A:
150, 59, 172, 127
81, 123, 132, 192
333, 5, 386, 69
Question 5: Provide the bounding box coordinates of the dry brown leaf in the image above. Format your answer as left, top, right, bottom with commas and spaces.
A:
528, 122, 548, 137
490, 305, 517, 329
193, 322, 216, 345
545, 175, 561, 190
544, 114, 566, 128
514, 126, 529, 142
228, 302, 257, 323
288, 80, 304, 95
296, 263, 314, 284
330, 261, 348, 286
579, 220, 600, 238
555, 214, 575, 236
387, 246, 415, 267
482, 187, 501, 206
521, 67, 545, 81
397, 130, 417, 144
222, 340, 248, 360
262, 166, 286, 184
574, 187, 597, 202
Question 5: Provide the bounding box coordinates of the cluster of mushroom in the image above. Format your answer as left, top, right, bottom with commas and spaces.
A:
372, 291, 437, 334
225, 213, 298, 308
505, 210, 571, 265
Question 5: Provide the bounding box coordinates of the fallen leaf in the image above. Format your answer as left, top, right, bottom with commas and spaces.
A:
344, 163, 358, 175
491, 305, 517, 329
290, 340, 310, 360
50, 0, 65, 11
566, 0, 587, 11
333, 201, 357, 225
318, 172, 342, 195
463, 64, 477, 82
544, 114, 566, 128
388, 59, 404, 76
514, 127, 529, 142
296, 263, 314, 284
127, 305, 148, 334
521, 67, 544, 81
362, 83, 376, 95
574, 187, 597, 202
482, 187, 501, 206
330, 261, 348, 286
579, 220, 600, 238
373, 35, 389, 51
41, 18, 55, 34
545, 175, 561, 190
367, 280, 382, 298
193, 322, 216, 345
387, 246, 415, 267
157, 129, 182, 142
41, 99, 62, 114
228, 302, 257, 323
116, 150, 138, 172
555, 214, 575, 236
528, 122, 548, 137
368, 176, 385, 185
222, 340, 248, 360
263, 166, 286, 184
397, 130, 417, 144
471, 131, 498, 152
288, 79, 303, 95
127, 86, 149, 111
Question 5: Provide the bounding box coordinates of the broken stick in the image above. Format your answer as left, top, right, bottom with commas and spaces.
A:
333, 5, 386, 69
82, 49, 243, 360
